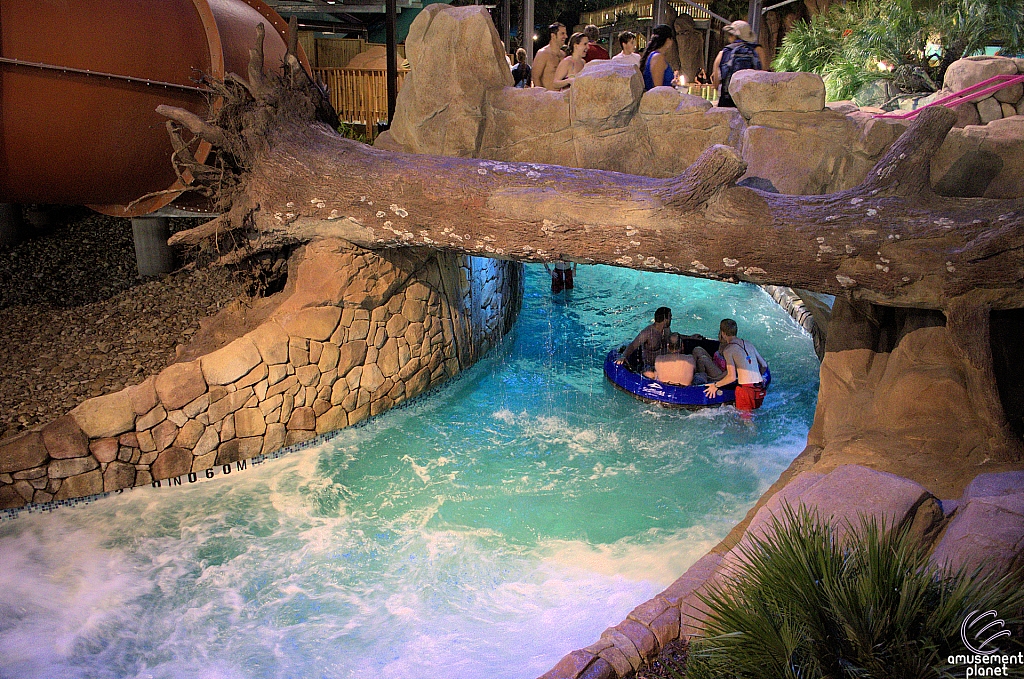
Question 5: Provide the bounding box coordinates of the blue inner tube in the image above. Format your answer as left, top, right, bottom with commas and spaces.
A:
604, 344, 771, 408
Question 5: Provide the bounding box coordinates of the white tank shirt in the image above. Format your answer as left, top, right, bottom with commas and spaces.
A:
723, 339, 765, 385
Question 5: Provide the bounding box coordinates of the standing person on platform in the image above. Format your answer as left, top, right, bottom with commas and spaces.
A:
552, 32, 590, 90
641, 24, 678, 91
544, 260, 577, 294
511, 48, 532, 88
583, 25, 609, 61
534, 23, 568, 90
703, 318, 768, 411
712, 20, 768, 107
611, 31, 641, 68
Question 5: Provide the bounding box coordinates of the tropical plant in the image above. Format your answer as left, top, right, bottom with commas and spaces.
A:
928, 0, 1024, 81
774, 0, 1024, 101
336, 121, 369, 144
686, 504, 1024, 679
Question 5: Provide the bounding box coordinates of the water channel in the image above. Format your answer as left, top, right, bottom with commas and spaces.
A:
0, 264, 820, 679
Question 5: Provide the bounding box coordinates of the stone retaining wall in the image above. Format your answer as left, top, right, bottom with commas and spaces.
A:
0, 239, 522, 508
761, 286, 832, 360
939, 56, 1024, 127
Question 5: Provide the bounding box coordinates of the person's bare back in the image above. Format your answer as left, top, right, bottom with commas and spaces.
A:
534, 23, 567, 90
651, 353, 696, 386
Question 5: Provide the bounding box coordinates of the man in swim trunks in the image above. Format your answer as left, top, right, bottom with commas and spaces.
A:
646, 332, 696, 385
703, 318, 768, 410
534, 23, 568, 91
544, 259, 576, 293
616, 306, 672, 373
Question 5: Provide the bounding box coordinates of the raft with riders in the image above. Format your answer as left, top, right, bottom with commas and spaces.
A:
606, 307, 770, 409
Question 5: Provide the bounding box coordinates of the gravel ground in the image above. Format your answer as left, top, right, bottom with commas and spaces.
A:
634, 639, 689, 678
0, 207, 250, 440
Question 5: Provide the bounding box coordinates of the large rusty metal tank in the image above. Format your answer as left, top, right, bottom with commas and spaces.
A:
0, 0, 309, 216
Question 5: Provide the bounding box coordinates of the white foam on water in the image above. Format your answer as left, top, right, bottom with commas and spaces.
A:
535, 523, 728, 585
488, 410, 621, 455
491, 408, 515, 424
710, 432, 811, 496
0, 522, 151, 678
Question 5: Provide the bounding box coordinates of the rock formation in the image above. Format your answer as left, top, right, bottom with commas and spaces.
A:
671, 13, 705, 85
1, 7, 1021, 677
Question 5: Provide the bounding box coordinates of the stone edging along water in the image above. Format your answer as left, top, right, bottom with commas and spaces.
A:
0, 240, 523, 510
0, 350, 497, 521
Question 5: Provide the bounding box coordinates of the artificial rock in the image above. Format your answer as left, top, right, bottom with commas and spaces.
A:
729, 70, 826, 117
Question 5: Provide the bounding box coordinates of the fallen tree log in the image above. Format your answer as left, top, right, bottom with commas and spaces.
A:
158, 26, 1024, 313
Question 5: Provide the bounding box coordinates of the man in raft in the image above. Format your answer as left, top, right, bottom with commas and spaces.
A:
616, 306, 673, 373
700, 318, 768, 410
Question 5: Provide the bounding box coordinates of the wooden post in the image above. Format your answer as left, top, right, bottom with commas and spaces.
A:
704, 21, 711, 71
500, 0, 510, 48
653, 0, 669, 25
522, 0, 534, 62
385, 0, 398, 124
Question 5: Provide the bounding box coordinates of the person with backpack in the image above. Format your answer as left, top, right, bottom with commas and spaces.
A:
511, 48, 532, 88
712, 20, 768, 108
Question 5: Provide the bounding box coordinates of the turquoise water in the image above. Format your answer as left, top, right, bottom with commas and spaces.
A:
0, 265, 819, 679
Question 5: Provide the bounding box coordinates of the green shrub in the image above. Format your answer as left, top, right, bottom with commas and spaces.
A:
686, 504, 1024, 679
774, 0, 1024, 101
337, 121, 369, 144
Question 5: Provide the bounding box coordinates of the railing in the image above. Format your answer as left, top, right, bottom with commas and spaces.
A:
313, 67, 408, 140
580, 0, 711, 27
873, 74, 1024, 120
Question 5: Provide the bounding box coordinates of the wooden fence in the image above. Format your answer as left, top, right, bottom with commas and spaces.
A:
313, 67, 408, 140
300, 34, 409, 68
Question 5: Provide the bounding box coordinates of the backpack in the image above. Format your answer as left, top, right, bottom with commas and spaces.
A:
719, 41, 761, 100
512, 63, 531, 88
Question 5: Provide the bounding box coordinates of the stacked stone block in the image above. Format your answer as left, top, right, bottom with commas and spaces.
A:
0, 243, 522, 509
941, 56, 1024, 127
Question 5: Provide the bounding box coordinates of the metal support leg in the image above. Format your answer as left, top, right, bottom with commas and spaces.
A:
131, 216, 174, 277
0, 204, 23, 248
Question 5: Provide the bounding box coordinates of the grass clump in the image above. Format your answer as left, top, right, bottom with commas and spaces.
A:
686, 505, 1024, 679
